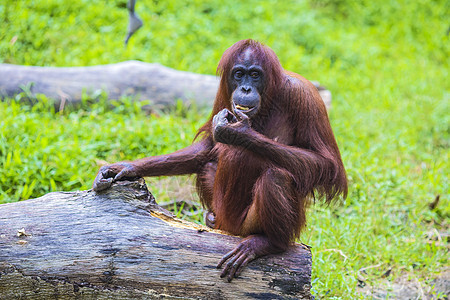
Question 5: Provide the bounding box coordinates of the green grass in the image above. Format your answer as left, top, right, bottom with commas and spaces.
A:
1, 0, 448, 298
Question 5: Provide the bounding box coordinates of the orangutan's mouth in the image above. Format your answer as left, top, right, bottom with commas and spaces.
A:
234, 104, 256, 113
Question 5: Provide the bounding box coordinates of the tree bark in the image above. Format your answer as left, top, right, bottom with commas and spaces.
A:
0, 179, 312, 299
0, 61, 331, 110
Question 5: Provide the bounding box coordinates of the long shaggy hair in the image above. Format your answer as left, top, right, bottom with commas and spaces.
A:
197, 39, 347, 205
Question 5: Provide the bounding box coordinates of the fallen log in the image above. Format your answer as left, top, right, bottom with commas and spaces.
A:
0, 61, 331, 110
0, 179, 312, 299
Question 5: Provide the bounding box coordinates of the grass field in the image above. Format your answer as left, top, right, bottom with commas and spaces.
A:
0, 0, 448, 298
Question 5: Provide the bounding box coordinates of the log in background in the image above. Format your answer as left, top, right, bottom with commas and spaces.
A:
0, 179, 312, 299
0, 61, 332, 110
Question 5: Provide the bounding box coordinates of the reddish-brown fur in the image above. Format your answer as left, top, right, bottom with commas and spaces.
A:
196, 40, 347, 245
93, 39, 347, 281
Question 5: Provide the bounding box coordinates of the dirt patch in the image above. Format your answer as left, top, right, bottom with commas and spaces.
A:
358, 270, 449, 299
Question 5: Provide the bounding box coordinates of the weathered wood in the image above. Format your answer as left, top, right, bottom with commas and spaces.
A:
0, 61, 331, 109
0, 179, 312, 299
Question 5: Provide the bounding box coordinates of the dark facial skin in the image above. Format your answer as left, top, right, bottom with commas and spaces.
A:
229, 49, 264, 117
